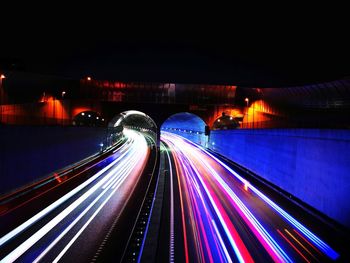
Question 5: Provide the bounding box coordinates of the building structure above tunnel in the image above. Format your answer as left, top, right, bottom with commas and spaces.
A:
1, 71, 350, 129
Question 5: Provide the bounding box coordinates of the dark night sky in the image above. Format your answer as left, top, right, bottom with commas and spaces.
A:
0, 6, 349, 87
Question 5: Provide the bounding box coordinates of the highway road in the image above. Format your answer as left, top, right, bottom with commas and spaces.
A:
161, 131, 344, 263
0, 129, 153, 263
1, 128, 347, 262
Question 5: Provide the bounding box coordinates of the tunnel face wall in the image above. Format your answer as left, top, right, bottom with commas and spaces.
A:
161, 112, 208, 147
209, 129, 350, 228
0, 126, 110, 195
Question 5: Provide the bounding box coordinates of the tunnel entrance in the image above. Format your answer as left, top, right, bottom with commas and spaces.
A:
212, 112, 239, 130
73, 110, 105, 127
161, 112, 208, 147
108, 110, 157, 144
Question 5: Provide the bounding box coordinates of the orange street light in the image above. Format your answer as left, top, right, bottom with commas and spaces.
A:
0, 74, 5, 79
87, 76, 92, 81
245, 98, 249, 128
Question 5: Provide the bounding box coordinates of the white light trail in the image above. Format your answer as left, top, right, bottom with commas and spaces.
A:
1, 129, 148, 262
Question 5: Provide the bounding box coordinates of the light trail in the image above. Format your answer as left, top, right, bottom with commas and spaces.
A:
0, 136, 133, 248
0, 129, 150, 262
33, 141, 143, 263
161, 131, 340, 262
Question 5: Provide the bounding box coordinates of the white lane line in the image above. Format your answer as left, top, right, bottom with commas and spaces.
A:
165, 147, 175, 263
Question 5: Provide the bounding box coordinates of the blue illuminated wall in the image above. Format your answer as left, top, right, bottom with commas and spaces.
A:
161, 112, 208, 147
208, 129, 350, 228
0, 126, 109, 194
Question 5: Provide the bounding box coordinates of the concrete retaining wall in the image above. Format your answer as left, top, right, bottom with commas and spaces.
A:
0, 126, 109, 194
208, 129, 350, 228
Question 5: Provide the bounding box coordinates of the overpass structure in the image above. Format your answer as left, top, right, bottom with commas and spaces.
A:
1, 72, 350, 130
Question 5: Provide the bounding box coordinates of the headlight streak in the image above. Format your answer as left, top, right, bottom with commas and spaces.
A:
277, 229, 311, 263
189, 138, 339, 260
211, 220, 233, 263
283, 228, 317, 261
0, 141, 131, 248
33, 141, 144, 263
165, 138, 252, 263
172, 150, 190, 263
179, 157, 212, 263
161, 132, 340, 262
193, 177, 226, 263
175, 154, 204, 262
0, 138, 130, 216
169, 136, 289, 262
33, 149, 139, 263
101, 150, 136, 190
193, 152, 292, 263
0, 129, 148, 263
292, 228, 323, 257
52, 136, 148, 263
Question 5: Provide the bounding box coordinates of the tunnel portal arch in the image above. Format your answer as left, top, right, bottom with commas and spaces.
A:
108, 110, 157, 131
212, 112, 239, 130
161, 112, 208, 147
108, 110, 158, 144
73, 110, 105, 127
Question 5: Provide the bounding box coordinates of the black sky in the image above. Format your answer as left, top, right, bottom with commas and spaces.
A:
0, 6, 349, 87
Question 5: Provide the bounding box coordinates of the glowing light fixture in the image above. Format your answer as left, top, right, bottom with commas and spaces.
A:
244, 182, 249, 191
